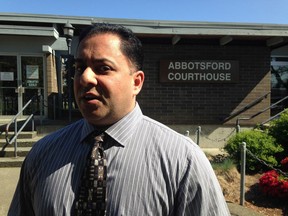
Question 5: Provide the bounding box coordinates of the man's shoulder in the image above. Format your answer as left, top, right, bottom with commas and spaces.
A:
141, 115, 195, 145
25, 119, 85, 160
139, 116, 206, 167
142, 116, 182, 135
34, 119, 85, 147
44, 119, 84, 137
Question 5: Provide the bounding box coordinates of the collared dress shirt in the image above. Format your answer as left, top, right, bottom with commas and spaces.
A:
8, 103, 230, 216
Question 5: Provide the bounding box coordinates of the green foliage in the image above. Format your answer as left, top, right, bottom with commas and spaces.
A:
268, 109, 288, 156
211, 157, 235, 173
224, 130, 283, 173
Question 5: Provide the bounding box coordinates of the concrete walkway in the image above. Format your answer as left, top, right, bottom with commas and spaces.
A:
0, 167, 264, 216
0, 167, 20, 216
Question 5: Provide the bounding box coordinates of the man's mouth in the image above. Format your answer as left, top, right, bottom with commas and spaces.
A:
81, 93, 102, 102
84, 95, 98, 101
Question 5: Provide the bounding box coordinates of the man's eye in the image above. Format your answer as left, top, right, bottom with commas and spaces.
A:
99, 65, 111, 72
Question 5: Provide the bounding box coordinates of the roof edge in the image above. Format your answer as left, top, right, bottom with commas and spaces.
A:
1, 12, 288, 30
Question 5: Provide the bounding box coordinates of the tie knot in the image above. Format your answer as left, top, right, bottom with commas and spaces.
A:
95, 133, 105, 144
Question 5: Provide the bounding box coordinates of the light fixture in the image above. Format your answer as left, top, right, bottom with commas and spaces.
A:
63, 21, 75, 122
63, 21, 75, 54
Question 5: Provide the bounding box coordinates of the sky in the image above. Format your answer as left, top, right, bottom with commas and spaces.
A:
1, 0, 288, 25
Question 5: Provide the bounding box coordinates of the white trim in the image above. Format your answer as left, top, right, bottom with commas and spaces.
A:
1, 12, 288, 37
0, 25, 59, 38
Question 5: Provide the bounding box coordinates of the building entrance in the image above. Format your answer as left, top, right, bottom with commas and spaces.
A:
0, 55, 44, 118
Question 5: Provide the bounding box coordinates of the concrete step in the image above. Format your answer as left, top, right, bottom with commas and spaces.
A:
0, 136, 41, 167
0, 120, 67, 167
0, 131, 37, 139
0, 137, 41, 147
0, 147, 32, 157
0, 156, 25, 167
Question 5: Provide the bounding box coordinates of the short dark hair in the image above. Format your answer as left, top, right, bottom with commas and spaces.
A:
78, 23, 144, 71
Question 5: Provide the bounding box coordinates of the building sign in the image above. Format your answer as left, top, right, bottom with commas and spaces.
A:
0, 72, 14, 81
160, 60, 239, 83
26, 65, 39, 79
26, 80, 39, 87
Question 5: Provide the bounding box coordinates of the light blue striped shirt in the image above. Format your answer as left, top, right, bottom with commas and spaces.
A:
9, 103, 230, 216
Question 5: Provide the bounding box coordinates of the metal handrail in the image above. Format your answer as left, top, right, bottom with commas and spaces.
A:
260, 109, 287, 126
223, 92, 270, 122
236, 95, 288, 132
1, 95, 37, 157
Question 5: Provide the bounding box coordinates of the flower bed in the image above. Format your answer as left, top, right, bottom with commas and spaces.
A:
259, 157, 288, 198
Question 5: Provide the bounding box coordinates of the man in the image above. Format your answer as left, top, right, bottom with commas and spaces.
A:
9, 23, 230, 215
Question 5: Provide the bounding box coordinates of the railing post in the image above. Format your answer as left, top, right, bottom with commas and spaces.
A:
236, 118, 240, 133
3, 96, 36, 154
40, 94, 43, 125
32, 115, 34, 132
240, 141, 246, 206
196, 126, 201, 145
14, 120, 18, 157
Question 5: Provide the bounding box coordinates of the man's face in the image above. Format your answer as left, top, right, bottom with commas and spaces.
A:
74, 33, 144, 126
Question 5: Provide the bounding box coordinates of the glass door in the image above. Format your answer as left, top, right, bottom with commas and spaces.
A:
21, 56, 44, 116
0, 55, 18, 116
0, 55, 44, 117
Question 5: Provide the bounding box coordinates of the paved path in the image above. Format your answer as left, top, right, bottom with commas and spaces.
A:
0, 167, 20, 216
0, 167, 264, 216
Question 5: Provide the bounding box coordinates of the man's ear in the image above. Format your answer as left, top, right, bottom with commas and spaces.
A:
133, 70, 145, 95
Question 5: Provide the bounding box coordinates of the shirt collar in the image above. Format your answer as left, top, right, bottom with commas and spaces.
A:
80, 103, 143, 146
80, 119, 97, 144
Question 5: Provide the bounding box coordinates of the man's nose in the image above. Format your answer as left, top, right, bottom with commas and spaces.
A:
79, 67, 98, 86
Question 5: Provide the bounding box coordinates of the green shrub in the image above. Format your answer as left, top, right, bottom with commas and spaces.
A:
224, 129, 283, 173
268, 109, 288, 156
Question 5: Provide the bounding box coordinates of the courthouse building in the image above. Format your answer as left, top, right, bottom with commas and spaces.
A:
1, 13, 288, 147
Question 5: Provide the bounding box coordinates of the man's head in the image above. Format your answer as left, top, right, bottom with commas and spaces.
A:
78, 23, 144, 71
74, 23, 145, 126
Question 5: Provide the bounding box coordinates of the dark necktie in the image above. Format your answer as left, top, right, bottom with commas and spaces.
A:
74, 133, 107, 216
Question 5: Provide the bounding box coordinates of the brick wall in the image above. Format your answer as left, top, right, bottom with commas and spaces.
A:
137, 44, 271, 126
46, 53, 58, 95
